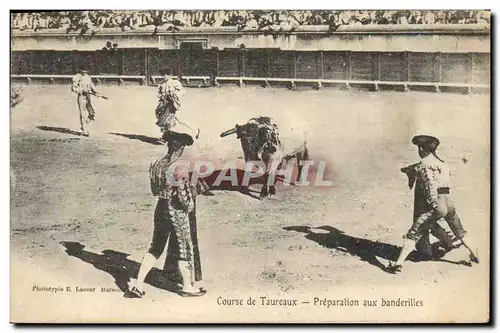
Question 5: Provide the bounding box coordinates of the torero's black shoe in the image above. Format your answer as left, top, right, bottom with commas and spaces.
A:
178, 288, 207, 298
384, 263, 402, 274
127, 286, 145, 298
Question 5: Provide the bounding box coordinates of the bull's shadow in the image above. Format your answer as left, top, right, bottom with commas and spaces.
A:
283, 225, 466, 271
197, 169, 287, 200
60, 241, 180, 297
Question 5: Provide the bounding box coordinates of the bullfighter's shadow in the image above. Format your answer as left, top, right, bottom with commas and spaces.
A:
197, 169, 287, 200
109, 132, 163, 145
59, 241, 180, 298
283, 225, 468, 271
37, 126, 86, 137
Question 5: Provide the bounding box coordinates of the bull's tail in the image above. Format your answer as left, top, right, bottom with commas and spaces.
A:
283, 130, 308, 161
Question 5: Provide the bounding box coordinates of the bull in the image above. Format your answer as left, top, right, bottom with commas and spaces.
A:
220, 117, 309, 200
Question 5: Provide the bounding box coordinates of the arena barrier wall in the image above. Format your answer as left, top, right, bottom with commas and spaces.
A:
10, 25, 490, 93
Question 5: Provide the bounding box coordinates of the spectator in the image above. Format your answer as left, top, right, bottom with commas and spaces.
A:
279, 11, 300, 32
245, 12, 259, 29
324, 12, 340, 31
423, 11, 436, 24
293, 10, 309, 25
435, 11, 446, 24
445, 11, 455, 24
337, 11, 352, 26
190, 10, 203, 27
384, 11, 398, 24
349, 11, 363, 25
408, 11, 423, 24
102, 41, 112, 51
218, 10, 229, 26
11, 13, 20, 29
177, 11, 191, 27
80, 11, 96, 34
202, 11, 215, 27
464, 11, 475, 24
93, 11, 106, 28
112, 43, 119, 51
475, 10, 490, 24
34, 13, 48, 31
454, 11, 468, 24
106, 13, 118, 29
257, 11, 273, 30
200, 11, 215, 27
396, 10, 410, 25
159, 10, 172, 28
121, 13, 133, 31
358, 11, 372, 25
130, 12, 141, 29
114, 14, 124, 31
145, 11, 156, 28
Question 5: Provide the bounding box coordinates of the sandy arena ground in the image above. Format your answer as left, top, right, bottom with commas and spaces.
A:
10, 84, 490, 323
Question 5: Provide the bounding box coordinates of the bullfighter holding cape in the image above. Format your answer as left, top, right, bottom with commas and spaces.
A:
386, 134, 479, 274
155, 69, 185, 142
129, 120, 209, 298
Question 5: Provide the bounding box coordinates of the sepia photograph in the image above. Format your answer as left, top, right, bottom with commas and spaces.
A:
9, 8, 491, 323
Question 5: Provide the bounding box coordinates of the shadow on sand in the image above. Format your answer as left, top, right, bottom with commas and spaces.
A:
283, 225, 469, 272
109, 132, 163, 145
37, 126, 85, 137
60, 241, 181, 298
198, 169, 287, 200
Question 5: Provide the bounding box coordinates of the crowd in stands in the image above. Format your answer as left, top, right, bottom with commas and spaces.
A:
11, 10, 490, 34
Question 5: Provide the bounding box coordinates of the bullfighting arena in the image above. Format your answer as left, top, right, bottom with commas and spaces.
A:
10, 84, 490, 323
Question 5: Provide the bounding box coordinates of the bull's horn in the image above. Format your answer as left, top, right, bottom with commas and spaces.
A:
220, 127, 237, 138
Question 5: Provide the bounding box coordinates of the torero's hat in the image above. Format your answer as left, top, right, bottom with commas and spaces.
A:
411, 135, 440, 149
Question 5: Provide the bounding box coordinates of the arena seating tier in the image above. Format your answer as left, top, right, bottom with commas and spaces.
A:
11, 10, 491, 34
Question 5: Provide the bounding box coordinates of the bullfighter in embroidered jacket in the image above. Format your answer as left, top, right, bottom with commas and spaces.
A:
385, 135, 478, 274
